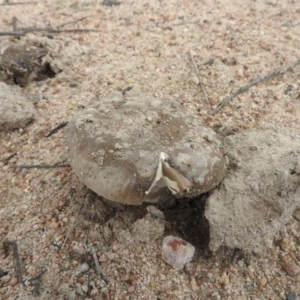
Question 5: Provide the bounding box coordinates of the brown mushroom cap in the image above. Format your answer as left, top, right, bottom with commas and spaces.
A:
64, 87, 226, 205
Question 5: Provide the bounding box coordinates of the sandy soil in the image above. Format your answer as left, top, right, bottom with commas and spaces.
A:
0, 0, 300, 299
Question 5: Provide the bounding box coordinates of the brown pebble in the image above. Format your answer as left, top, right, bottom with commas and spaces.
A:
128, 285, 135, 293
279, 238, 290, 251
39, 216, 46, 225
9, 276, 18, 286
258, 277, 267, 289
259, 41, 271, 51
282, 260, 300, 276
219, 271, 230, 285
184, 262, 201, 277
77, 276, 85, 284
236, 67, 244, 78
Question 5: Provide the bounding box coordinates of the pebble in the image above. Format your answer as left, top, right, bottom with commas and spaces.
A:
190, 278, 197, 291
58, 283, 69, 294
184, 262, 201, 277
9, 277, 18, 286
147, 205, 165, 220
99, 252, 118, 262
282, 260, 300, 277
66, 291, 76, 300
160, 274, 166, 281
162, 236, 195, 270
286, 292, 297, 300
76, 263, 90, 275
219, 271, 230, 285
279, 238, 290, 251
258, 277, 267, 289
128, 285, 135, 293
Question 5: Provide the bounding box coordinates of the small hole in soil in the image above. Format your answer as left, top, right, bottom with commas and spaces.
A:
162, 194, 211, 256
37, 63, 57, 80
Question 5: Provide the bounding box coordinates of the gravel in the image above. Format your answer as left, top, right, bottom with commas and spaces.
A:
0, 0, 300, 299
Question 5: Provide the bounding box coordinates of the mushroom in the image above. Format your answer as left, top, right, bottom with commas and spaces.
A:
64, 87, 226, 205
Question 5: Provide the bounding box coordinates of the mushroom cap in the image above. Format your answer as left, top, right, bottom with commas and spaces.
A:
64, 87, 226, 205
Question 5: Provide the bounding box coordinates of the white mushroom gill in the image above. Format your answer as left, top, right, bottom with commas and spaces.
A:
145, 152, 192, 198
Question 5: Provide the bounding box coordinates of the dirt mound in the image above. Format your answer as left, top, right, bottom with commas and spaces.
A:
206, 126, 300, 253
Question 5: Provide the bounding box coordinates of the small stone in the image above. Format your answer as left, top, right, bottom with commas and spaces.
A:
236, 67, 244, 79
184, 262, 201, 277
219, 271, 230, 285
286, 292, 297, 300
101, 287, 109, 298
160, 274, 166, 281
162, 236, 195, 270
76, 276, 85, 284
258, 277, 267, 289
9, 276, 18, 286
279, 238, 290, 250
147, 205, 165, 220
50, 221, 59, 229
128, 285, 135, 293
58, 283, 70, 294
259, 41, 272, 51
66, 291, 77, 300
76, 263, 90, 275
190, 277, 197, 291
282, 260, 300, 277
99, 251, 118, 262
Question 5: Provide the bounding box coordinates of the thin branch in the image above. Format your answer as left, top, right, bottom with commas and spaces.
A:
12, 16, 18, 31
173, 19, 200, 27
61, 192, 87, 250
8, 241, 24, 289
45, 121, 68, 137
103, 0, 121, 6
210, 57, 300, 115
57, 16, 90, 29
10, 163, 70, 169
190, 51, 208, 103
0, 1, 37, 5
0, 28, 101, 37
90, 244, 109, 283
0, 152, 17, 163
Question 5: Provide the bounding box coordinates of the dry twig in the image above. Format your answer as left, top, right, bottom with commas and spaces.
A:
0, 152, 17, 163
190, 51, 208, 103
90, 244, 109, 283
0, 28, 101, 37
45, 121, 68, 137
57, 16, 90, 29
61, 192, 87, 250
0, 1, 37, 5
10, 163, 70, 169
7, 241, 24, 289
210, 57, 300, 115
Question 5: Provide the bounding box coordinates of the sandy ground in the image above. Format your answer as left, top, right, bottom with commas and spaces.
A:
0, 0, 300, 299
